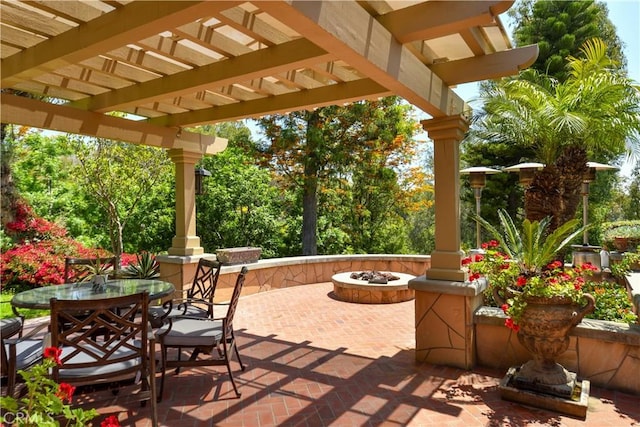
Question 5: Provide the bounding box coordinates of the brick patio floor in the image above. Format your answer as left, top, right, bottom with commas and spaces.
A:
13, 282, 640, 426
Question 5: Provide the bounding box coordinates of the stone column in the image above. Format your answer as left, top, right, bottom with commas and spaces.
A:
409, 114, 484, 370
421, 114, 469, 282
166, 148, 205, 256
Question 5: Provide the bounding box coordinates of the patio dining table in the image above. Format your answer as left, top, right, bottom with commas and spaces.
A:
11, 279, 175, 312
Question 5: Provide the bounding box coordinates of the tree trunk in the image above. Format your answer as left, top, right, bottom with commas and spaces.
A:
525, 165, 562, 229
301, 112, 320, 255
556, 146, 588, 227
302, 176, 318, 255
524, 146, 588, 232
0, 123, 18, 228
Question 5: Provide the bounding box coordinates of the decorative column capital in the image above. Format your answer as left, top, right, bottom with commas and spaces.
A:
421, 114, 470, 141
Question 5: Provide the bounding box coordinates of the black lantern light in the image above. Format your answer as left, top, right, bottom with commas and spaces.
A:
194, 167, 211, 195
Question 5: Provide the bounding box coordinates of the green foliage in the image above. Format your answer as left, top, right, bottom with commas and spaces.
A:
65, 136, 173, 257
255, 97, 419, 255
195, 143, 287, 258
475, 210, 584, 274
583, 280, 638, 323
0, 350, 100, 426
123, 251, 160, 279
601, 221, 640, 239
510, 0, 626, 81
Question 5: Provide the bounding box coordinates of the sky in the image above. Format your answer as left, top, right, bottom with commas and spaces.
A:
450, 0, 640, 176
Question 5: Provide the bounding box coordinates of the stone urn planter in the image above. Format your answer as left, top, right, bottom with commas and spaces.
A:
495, 290, 595, 398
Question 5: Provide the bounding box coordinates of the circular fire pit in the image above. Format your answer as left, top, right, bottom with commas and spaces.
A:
331, 271, 416, 304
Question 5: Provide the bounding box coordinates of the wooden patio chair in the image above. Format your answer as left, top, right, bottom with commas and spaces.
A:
149, 258, 222, 327
1, 316, 47, 397
49, 292, 158, 427
64, 256, 117, 283
156, 266, 248, 401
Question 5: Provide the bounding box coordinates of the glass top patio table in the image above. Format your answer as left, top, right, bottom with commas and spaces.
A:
11, 279, 175, 310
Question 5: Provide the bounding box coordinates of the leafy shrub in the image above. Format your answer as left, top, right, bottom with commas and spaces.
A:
583, 280, 638, 323
1, 199, 120, 290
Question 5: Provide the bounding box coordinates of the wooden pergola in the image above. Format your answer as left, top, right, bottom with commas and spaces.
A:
1, 1, 537, 282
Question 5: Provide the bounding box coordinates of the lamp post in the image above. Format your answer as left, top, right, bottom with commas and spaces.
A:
460, 167, 501, 250
503, 162, 545, 186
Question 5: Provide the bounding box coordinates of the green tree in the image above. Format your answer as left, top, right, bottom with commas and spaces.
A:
255, 97, 418, 255
509, 0, 625, 81
463, 0, 629, 237
66, 137, 173, 263
469, 39, 640, 230
194, 122, 288, 258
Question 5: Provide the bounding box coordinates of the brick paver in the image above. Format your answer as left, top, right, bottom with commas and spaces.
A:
12, 282, 640, 426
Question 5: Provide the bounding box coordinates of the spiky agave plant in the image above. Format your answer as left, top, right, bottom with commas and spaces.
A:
474, 209, 586, 276
124, 252, 160, 279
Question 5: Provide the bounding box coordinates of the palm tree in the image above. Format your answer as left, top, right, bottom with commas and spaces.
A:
472, 38, 640, 231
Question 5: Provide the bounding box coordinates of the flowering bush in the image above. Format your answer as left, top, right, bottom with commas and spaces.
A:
1, 199, 136, 290
0, 347, 121, 426
464, 209, 596, 331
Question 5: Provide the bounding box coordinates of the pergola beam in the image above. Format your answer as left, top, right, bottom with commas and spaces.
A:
1, 1, 239, 87
430, 44, 538, 85
0, 94, 227, 155
376, 1, 513, 43
148, 78, 391, 127
259, 0, 465, 117
68, 39, 332, 113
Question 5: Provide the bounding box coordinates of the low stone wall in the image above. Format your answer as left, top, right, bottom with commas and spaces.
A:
158, 254, 430, 301
475, 306, 640, 395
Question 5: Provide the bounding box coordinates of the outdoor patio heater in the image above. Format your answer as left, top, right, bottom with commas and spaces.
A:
503, 162, 544, 186
572, 161, 619, 270
460, 167, 501, 252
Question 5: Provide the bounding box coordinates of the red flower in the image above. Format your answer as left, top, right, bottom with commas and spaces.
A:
468, 272, 481, 281
56, 382, 75, 402
546, 260, 563, 270
516, 276, 527, 287
488, 240, 499, 248
481, 242, 488, 249
505, 318, 520, 332
44, 346, 62, 365
461, 257, 472, 266
501, 304, 509, 313
474, 254, 484, 262
101, 415, 121, 427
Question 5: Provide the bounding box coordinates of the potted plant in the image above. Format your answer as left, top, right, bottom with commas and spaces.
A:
602, 221, 640, 253
464, 209, 596, 398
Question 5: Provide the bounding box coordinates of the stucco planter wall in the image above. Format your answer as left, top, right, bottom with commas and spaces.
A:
475, 306, 640, 395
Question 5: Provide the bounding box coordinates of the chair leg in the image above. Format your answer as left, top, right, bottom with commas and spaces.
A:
222, 342, 241, 398
159, 345, 168, 402
148, 352, 158, 427
231, 332, 245, 371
